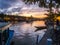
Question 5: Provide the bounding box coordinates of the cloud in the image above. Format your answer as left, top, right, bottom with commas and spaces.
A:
0, 0, 17, 9
0, 0, 48, 16
0, 0, 24, 13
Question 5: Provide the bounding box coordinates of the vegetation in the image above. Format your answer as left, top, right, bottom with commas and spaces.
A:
23, 0, 60, 25
23, 0, 60, 44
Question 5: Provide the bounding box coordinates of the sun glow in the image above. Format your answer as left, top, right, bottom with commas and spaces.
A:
34, 15, 48, 18
56, 16, 60, 21
22, 14, 32, 17
20, 11, 48, 18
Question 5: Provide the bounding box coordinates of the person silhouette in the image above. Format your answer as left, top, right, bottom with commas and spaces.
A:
56, 20, 59, 26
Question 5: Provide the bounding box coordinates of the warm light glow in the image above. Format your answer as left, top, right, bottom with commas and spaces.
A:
22, 14, 32, 17
33, 15, 48, 18
56, 16, 60, 21
20, 11, 48, 18
32, 21, 46, 26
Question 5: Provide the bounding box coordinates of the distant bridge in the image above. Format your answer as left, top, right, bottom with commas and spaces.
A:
0, 15, 46, 22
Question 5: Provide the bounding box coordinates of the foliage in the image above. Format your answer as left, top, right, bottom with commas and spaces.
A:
23, 0, 47, 7
54, 0, 60, 4
23, 0, 60, 7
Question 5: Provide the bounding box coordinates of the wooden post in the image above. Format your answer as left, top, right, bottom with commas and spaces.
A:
7, 28, 9, 38
0, 31, 2, 45
36, 35, 39, 45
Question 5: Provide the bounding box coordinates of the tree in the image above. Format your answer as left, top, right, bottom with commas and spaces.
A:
23, 0, 47, 7
54, 0, 60, 4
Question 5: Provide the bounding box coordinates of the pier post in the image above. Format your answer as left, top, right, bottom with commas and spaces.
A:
0, 32, 2, 45
7, 28, 9, 37
36, 35, 39, 45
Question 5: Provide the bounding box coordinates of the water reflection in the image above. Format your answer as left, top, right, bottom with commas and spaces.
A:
9, 21, 47, 45
32, 21, 46, 27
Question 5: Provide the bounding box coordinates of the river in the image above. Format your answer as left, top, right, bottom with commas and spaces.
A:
9, 21, 47, 45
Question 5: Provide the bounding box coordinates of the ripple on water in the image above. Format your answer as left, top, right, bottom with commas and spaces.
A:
9, 21, 46, 45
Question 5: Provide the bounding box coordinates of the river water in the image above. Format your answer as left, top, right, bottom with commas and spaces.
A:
9, 21, 47, 45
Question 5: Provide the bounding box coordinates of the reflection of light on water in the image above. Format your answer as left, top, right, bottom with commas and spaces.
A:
35, 29, 47, 43
32, 21, 46, 27
9, 21, 47, 45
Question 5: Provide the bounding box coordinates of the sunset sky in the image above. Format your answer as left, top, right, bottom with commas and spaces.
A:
0, 0, 49, 18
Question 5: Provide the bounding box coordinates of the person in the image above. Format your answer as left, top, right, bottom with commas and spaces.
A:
56, 20, 59, 26
54, 19, 60, 45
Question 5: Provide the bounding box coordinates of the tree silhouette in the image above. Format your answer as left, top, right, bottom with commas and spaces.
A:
23, 0, 47, 7
54, 0, 60, 4
23, 1, 60, 44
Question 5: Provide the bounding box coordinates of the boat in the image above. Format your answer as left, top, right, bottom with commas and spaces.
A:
3, 29, 14, 45
0, 23, 14, 45
35, 26, 47, 32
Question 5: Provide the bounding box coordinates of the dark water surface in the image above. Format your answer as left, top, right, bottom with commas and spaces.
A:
9, 21, 47, 45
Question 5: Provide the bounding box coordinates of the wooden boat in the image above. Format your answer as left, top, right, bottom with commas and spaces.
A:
3, 30, 14, 45
0, 23, 14, 45
35, 26, 47, 32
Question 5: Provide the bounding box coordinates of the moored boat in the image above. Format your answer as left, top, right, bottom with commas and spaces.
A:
35, 26, 47, 32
